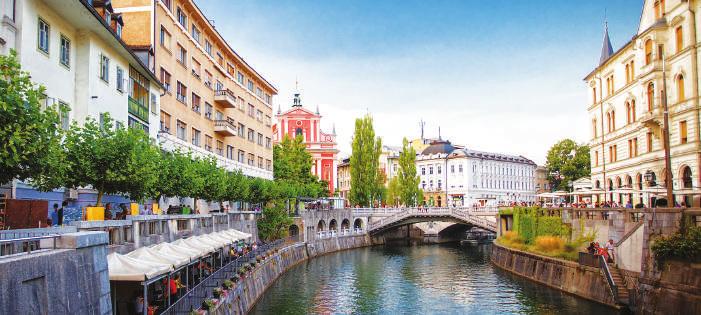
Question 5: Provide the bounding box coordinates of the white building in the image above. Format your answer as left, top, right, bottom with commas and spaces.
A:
416, 140, 537, 207
0, 0, 163, 208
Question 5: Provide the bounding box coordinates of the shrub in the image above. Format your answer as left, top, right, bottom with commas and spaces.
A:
651, 226, 701, 263
534, 236, 565, 253
223, 280, 233, 289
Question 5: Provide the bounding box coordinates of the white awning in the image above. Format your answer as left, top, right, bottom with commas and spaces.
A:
224, 229, 252, 240
107, 252, 172, 281
195, 234, 229, 249
172, 238, 217, 254
150, 242, 203, 261
127, 246, 189, 269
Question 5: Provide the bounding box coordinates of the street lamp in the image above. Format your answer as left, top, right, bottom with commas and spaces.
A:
644, 170, 656, 187
568, 180, 574, 204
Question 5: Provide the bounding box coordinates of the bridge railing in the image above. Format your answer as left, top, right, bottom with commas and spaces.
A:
368, 207, 498, 232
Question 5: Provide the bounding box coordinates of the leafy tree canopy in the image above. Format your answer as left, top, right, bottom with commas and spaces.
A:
349, 114, 383, 207
545, 139, 591, 191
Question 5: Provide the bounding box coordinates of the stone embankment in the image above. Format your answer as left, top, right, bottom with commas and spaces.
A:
213, 234, 371, 314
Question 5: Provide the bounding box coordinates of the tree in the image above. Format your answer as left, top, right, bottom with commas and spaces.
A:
225, 171, 250, 205
196, 156, 228, 202
257, 203, 293, 241
273, 135, 316, 184
386, 176, 401, 207
349, 114, 383, 207
397, 138, 422, 206
545, 139, 591, 191
62, 115, 160, 205
153, 150, 200, 202
0, 50, 66, 186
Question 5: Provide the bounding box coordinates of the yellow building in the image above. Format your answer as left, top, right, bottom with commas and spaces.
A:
114, 0, 276, 180
585, 0, 701, 206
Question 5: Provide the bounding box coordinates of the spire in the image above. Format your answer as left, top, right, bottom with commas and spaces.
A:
420, 119, 425, 140
277, 104, 281, 114
599, 21, 614, 65
332, 123, 336, 135
438, 126, 442, 140
315, 105, 319, 115
292, 92, 302, 107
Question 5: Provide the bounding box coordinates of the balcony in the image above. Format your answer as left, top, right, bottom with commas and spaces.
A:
128, 97, 149, 122
639, 107, 663, 131
214, 119, 236, 136
214, 89, 236, 108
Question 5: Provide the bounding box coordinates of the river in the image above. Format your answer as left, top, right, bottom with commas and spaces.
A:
250, 243, 620, 314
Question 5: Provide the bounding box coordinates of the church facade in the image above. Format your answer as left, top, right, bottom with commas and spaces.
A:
273, 93, 339, 194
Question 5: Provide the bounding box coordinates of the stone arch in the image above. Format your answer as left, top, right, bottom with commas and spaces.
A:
329, 219, 338, 231
289, 224, 299, 237
353, 218, 364, 230
341, 219, 350, 231
680, 165, 693, 189
317, 219, 326, 231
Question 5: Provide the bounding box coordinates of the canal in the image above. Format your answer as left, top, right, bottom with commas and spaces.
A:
251, 243, 620, 314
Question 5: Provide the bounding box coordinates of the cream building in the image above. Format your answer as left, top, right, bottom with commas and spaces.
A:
114, 0, 276, 180
585, 0, 701, 206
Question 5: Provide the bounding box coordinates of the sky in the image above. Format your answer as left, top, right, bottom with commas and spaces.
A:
198, 0, 642, 165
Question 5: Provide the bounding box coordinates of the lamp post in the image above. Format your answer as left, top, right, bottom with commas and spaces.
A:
568, 180, 574, 204
644, 170, 656, 207
660, 48, 675, 207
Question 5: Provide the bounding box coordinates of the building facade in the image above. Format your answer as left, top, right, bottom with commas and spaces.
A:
585, 0, 701, 206
337, 158, 350, 202
380, 145, 401, 184
273, 93, 338, 193
535, 166, 550, 194
115, 0, 276, 180
0, 0, 164, 208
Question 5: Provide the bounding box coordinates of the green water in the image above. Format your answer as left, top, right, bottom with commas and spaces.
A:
250, 243, 619, 314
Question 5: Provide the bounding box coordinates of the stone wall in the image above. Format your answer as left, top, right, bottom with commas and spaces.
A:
0, 231, 111, 315
490, 243, 618, 308
212, 234, 371, 314
633, 260, 701, 314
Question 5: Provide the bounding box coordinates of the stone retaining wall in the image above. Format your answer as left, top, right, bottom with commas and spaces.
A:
490, 243, 618, 308
213, 234, 371, 314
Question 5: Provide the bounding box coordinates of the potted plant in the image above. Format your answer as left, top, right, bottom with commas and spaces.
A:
201, 298, 216, 311
223, 279, 234, 290
213, 287, 223, 299
231, 274, 240, 283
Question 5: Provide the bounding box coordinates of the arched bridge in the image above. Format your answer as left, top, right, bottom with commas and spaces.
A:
367, 207, 498, 235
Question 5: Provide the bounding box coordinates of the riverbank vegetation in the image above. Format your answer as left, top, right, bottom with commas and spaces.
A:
651, 224, 701, 263
496, 207, 594, 261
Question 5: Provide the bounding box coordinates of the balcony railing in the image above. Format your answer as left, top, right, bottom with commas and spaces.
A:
214, 89, 236, 108
128, 97, 149, 122
214, 119, 236, 136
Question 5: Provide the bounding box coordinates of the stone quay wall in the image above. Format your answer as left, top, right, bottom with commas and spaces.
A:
213, 234, 372, 314
490, 243, 618, 308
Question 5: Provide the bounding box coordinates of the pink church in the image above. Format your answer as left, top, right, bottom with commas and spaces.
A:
273, 93, 338, 195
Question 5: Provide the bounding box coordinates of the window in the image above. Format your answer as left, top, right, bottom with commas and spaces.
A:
216, 52, 223, 66
191, 24, 200, 43
176, 120, 186, 140
177, 44, 187, 66
160, 68, 171, 92
215, 110, 223, 121
645, 39, 653, 65
203, 102, 213, 120
256, 87, 263, 98
216, 140, 223, 156
248, 153, 254, 166
60, 35, 70, 67
258, 156, 264, 169
248, 128, 255, 142
205, 40, 212, 56
248, 104, 255, 117
204, 135, 212, 151
191, 128, 201, 146
677, 74, 685, 101
191, 93, 201, 113
266, 160, 272, 171
606, 74, 614, 96
429, 166, 434, 175
237, 123, 245, 137
257, 109, 263, 122
647, 132, 653, 152
99, 54, 110, 82
437, 165, 442, 174
265, 137, 271, 149
257, 133, 263, 146
647, 83, 655, 111
459, 165, 463, 172
128, 66, 150, 121
680, 120, 688, 144
594, 150, 599, 166
237, 71, 244, 84
177, 7, 187, 28
159, 26, 171, 50
215, 80, 223, 92
592, 118, 598, 138
606, 111, 615, 132
226, 145, 234, 159
676, 26, 683, 53
116, 67, 124, 92
628, 138, 638, 158
162, 0, 172, 10
58, 101, 69, 130
237, 97, 245, 111
658, 44, 664, 61
247, 79, 254, 91
654, 0, 665, 19
227, 63, 235, 76
176, 81, 187, 103
592, 87, 597, 104
191, 58, 201, 78
609, 145, 618, 162
265, 94, 271, 104
160, 111, 171, 133
421, 167, 425, 175
237, 150, 245, 163
38, 18, 50, 54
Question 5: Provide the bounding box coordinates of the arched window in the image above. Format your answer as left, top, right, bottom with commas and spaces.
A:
625, 64, 630, 82
626, 102, 631, 124
654, 0, 665, 19
606, 112, 611, 132
677, 74, 685, 101
645, 39, 653, 64
682, 166, 693, 188
595, 180, 601, 189
611, 110, 616, 131
647, 82, 655, 111
631, 100, 636, 122
295, 127, 303, 137
592, 118, 598, 138
592, 87, 597, 104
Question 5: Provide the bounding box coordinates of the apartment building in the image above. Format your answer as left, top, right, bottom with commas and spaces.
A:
114, 0, 277, 179
0, 0, 164, 207
585, 0, 701, 206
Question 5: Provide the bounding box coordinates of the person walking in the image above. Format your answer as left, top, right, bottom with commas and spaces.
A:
605, 239, 616, 263
58, 201, 67, 226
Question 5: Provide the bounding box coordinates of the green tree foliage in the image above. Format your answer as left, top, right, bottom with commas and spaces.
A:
154, 150, 200, 201
257, 203, 293, 241
62, 115, 160, 205
273, 135, 316, 184
509, 207, 571, 244
545, 139, 591, 191
196, 157, 228, 202
385, 176, 401, 206
225, 171, 250, 204
398, 138, 422, 206
0, 50, 66, 186
349, 114, 383, 207
652, 225, 701, 263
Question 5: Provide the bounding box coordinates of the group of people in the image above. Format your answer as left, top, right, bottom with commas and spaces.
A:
587, 239, 616, 262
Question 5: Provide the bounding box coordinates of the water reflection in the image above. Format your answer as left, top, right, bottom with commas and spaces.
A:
251, 244, 620, 315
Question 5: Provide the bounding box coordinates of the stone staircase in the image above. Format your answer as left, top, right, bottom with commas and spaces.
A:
607, 263, 630, 305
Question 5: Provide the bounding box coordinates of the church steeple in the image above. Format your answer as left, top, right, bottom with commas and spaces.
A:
599, 21, 614, 65
292, 92, 302, 107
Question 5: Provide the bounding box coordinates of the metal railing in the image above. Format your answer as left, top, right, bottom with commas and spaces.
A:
352, 206, 499, 217
163, 238, 287, 314
368, 207, 498, 232
599, 255, 619, 302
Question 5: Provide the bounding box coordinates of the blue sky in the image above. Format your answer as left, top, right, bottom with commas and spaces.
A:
199, 0, 642, 164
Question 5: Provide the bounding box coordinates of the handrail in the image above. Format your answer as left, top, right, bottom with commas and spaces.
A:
599, 255, 619, 302
368, 207, 497, 232
0, 234, 61, 257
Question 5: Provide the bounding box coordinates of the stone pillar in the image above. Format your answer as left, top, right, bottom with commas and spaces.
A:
132, 220, 141, 248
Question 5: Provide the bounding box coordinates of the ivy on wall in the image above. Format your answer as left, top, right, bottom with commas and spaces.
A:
504, 207, 571, 244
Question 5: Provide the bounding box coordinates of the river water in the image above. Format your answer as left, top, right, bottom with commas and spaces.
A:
250, 243, 620, 315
